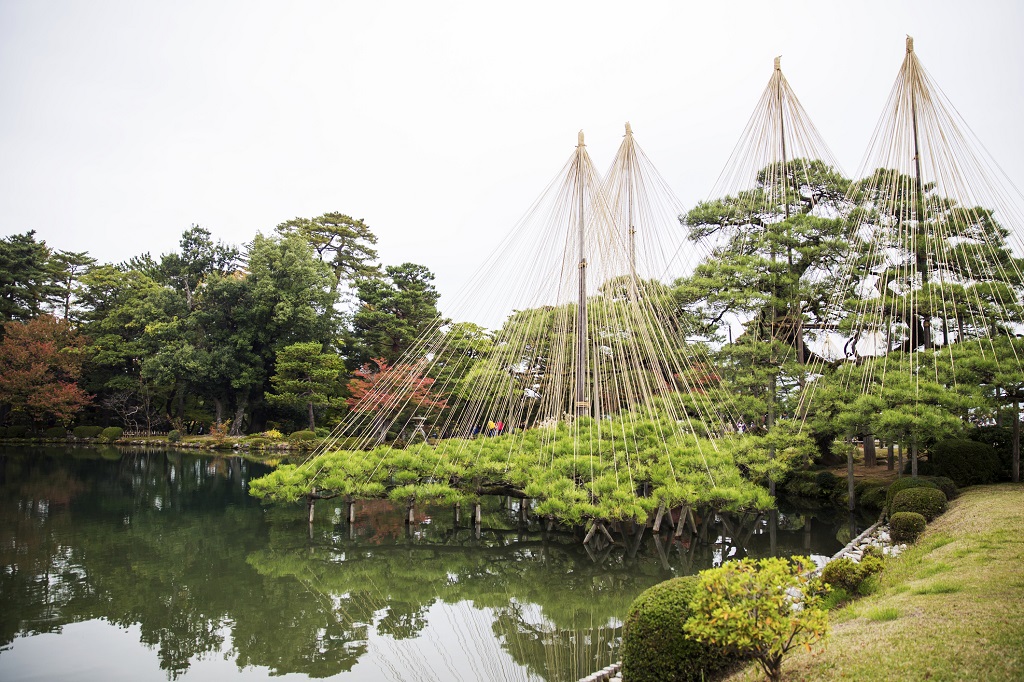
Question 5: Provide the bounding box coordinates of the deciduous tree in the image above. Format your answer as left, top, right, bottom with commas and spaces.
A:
0, 315, 91, 425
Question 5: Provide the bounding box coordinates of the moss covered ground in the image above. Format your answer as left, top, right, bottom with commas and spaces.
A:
724, 483, 1024, 681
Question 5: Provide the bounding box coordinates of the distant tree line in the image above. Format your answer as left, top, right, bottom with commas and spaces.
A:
0, 214, 440, 435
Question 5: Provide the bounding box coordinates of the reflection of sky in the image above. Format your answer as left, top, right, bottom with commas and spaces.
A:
0, 607, 549, 682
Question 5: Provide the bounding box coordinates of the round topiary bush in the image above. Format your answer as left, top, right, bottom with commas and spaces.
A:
100, 426, 124, 442
7, 425, 30, 438
43, 426, 67, 439
622, 576, 729, 682
889, 512, 927, 543
928, 439, 1002, 487
289, 430, 317, 441
885, 478, 940, 509
167, 429, 182, 443
73, 425, 104, 440
891, 487, 947, 521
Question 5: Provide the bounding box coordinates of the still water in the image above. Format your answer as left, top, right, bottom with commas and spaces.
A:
0, 447, 865, 682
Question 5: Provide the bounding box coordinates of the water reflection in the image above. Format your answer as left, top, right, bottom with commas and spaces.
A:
0, 449, 867, 681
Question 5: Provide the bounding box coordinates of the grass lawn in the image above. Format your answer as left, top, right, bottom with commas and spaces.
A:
725, 483, 1024, 681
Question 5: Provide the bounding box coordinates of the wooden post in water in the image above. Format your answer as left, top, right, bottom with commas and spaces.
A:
652, 503, 666, 532
307, 488, 316, 526
847, 441, 857, 511
347, 499, 355, 524
454, 502, 461, 526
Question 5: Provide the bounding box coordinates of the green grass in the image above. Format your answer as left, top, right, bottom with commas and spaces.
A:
724, 483, 1024, 682
914, 561, 952, 578
910, 581, 961, 595
864, 606, 899, 622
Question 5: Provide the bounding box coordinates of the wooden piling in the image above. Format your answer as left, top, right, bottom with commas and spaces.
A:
652, 503, 666, 532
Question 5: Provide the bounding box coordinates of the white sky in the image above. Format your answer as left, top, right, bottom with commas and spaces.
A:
2, 0, 1023, 322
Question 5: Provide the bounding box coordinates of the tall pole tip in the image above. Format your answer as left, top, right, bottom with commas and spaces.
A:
578, 130, 585, 147
774, 55, 781, 71
624, 121, 632, 136
906, 35, 914, 53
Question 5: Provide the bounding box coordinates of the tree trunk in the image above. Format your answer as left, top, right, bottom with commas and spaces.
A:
767, 374, 776, 496
911, 438, 919, 478
887, 440, 895, 471
213, 397, 224, 425
307, 400, 315, 431
897, 441, 904, 478
863, 434, 877, 467
229, 392, 248, 436
1013, 398, 1020, 484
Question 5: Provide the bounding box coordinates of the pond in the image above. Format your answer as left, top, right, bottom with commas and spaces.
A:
0, 447, 870, 681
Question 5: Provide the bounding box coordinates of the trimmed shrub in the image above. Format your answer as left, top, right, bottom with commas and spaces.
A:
885, 478, 939, 509
73, 425, 104, 439
315, 426, 330, 438
100, 426, 124, 442
859, 555, 884, 577
622, 576, 729, 682
44, 426, 67, 439
820, 558, 864, 592
923, 476, 958, 500
889, 512, 927, 543
891, 487, 947, 521
929, 439, 1002, 487
7, 425, 30, 438
289, 430, 317, 442
167, 429, 182, 443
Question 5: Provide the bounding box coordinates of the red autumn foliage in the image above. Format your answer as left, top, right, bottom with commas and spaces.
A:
346, 358, 447, 413
0, 315, 91, 424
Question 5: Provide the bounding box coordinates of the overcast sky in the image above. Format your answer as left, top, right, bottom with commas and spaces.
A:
2, 0, 1023, 318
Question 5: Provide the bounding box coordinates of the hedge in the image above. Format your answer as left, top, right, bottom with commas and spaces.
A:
100, 426, 124, 442
43, 426, 67, 439
928, 439, 1002, 487
289, 430, 317, 441
73, 426, 104, 439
